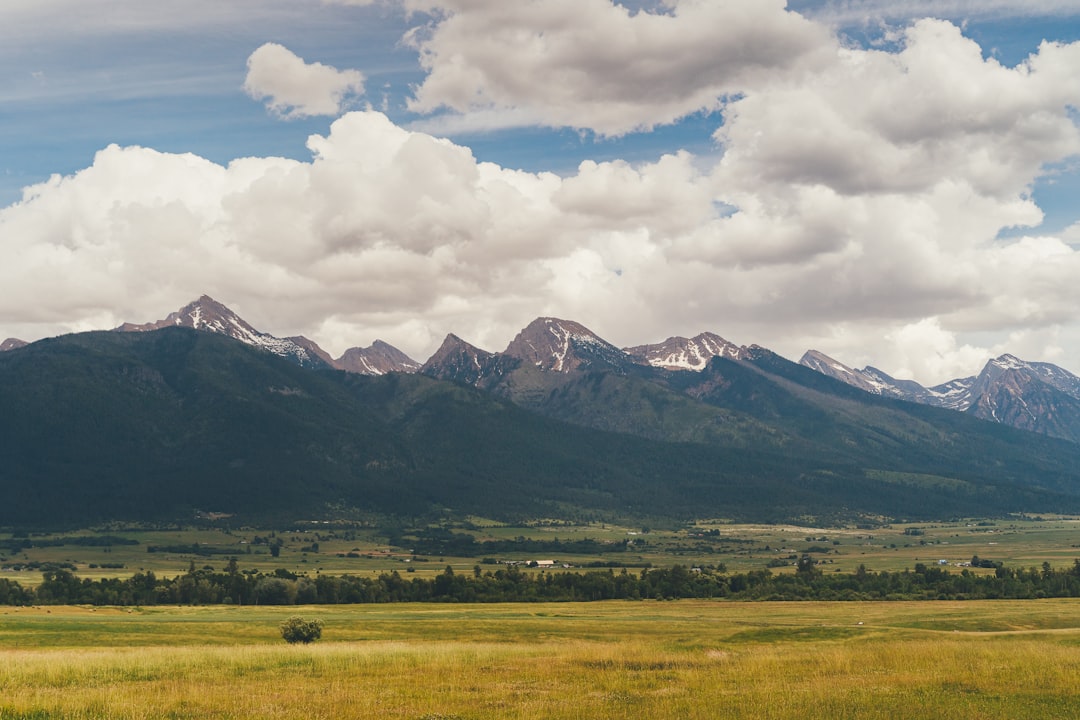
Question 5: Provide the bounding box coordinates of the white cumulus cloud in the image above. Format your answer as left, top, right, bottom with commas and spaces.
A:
2, 102, 1080, 385
402, 0, 832, 135
244, 42, 366, 119
714, 20, 1080, 199
3, 3, 1080, 386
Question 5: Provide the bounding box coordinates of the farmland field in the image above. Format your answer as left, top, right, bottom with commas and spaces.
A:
2, 600, 1080, 719
4, 515, 1080, 586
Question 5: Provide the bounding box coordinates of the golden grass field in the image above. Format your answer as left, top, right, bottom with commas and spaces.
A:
2, 599, 1080, 719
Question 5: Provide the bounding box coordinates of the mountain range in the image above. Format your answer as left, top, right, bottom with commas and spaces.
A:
5, 296, 1080, 527
113, 295, 421, 375
11, 294, 1078, 447
800, 350, 1080, 444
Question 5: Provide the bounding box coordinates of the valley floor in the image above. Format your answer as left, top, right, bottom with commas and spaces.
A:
1, 600, 1079, 719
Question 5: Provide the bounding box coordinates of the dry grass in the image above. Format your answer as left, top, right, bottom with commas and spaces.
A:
2, 600, 1080, 719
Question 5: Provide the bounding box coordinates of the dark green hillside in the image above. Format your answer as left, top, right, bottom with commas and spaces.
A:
672, 349, 1080, 496
0, 329, 399, 524
0, 329, 797, 525
436, 340, 1080, 514
2, 328, 1080, 527
484, 361, 786, 449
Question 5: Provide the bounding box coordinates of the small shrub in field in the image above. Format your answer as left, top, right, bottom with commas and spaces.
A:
280, 616, 323, 644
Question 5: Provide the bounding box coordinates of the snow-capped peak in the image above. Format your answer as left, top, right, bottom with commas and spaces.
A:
336, 340, 421, 376
626, 332, 744, 371
989, 354, 1027, 372
503, 317, 628, 373
115, 295, 331, 369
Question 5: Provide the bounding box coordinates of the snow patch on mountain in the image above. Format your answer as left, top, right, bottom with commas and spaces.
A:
626, 332, 744, 371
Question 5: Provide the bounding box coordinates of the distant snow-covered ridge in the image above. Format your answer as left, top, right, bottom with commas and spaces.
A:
798, 349, 1080, 443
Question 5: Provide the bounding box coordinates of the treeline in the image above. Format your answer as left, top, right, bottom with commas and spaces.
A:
1, 535, 139, 552
5, 558, 1080, 607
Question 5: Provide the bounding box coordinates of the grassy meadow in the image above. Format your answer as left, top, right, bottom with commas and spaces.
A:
2, 600, 1080, 719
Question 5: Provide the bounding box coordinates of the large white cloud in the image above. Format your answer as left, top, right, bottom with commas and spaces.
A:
1063, 221, 1080, 245
402, 0, 832, 135
244, 42, 366, 118
715, 20, 1080, 199
697, 19, 1080, 382
0, 111, 725, 355
1, 100, 1079, 385
3, 3, 1080, 386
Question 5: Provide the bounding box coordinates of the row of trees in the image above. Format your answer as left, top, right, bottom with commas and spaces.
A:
5, 558, 1080, 607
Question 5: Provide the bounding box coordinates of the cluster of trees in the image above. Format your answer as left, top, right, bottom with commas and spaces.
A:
2, 535, 138, 552
279, 616, 323, 644
5, 557, 1080, 607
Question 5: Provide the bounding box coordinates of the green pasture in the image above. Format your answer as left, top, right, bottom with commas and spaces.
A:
3, 516, 1080, 587
2, 600, 1080, 719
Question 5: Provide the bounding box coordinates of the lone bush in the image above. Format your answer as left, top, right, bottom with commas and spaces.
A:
280, 616, 323, 644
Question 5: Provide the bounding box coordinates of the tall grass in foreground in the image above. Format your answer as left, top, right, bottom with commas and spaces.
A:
2, 601, 1079, 719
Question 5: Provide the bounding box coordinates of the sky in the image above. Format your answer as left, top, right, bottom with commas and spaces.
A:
2, 0, 1080, 385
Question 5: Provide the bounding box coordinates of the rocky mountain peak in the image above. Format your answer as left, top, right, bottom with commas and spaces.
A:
427, 333, 490, 360
989, 353, 1025, 370
113, 295, 421, 375
971, 354, 1080, 395
798, 350, 879, 392
286, 335, 337, 368
115, 295, 332, 369
0, 338, 28, 352
420, 333, 503, 385
117, 295, 253, 336
336, 340, 420, 376
798, 346, 1080, 442
967, 353, 1080, 415
626, 331, 744, 371
965, 361, 1080, 438
799, 350, 946, 402
503, 317, 627, 373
